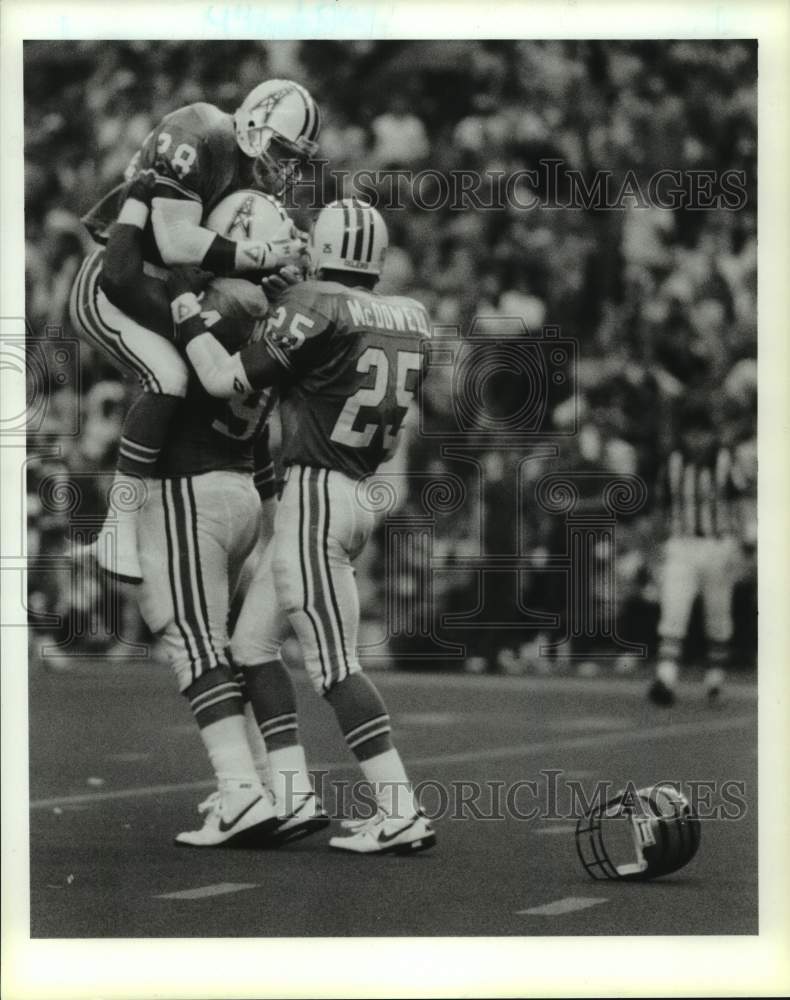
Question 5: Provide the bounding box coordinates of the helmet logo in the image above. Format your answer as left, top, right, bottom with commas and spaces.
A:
226, 195, 256, 240
251, 85, 295, 122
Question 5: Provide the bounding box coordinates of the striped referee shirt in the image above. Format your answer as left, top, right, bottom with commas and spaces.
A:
661, 447, 742, 539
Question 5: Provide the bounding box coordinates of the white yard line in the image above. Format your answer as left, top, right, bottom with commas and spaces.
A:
370, 670, 757, 701
531, 825, 579, 836
29, 712, 754, 810
155, 882, 259, 901
517, 896, 608, 916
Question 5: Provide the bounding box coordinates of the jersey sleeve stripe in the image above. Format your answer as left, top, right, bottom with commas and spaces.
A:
153, 175, 202, 203
265, 340, 293, 371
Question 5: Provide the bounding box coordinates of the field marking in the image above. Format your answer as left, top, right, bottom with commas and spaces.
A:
371, 670, 757, 701
531, 824, 578, 836
517, 896, 608, 916
406, 712, 754, 767
400, 711, 459, 726
155, 882, 259, 901
545, 716, 633, 732
29, 712, 755, 810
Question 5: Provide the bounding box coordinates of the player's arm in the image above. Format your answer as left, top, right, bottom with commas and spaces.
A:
149, 188, 309, 274
100, 179, 174, 337
100, 173, 209, 338
138, 112, 308, 273
252, 424, 277, 502
171, 278, 324, 398
165, 268, 271, 397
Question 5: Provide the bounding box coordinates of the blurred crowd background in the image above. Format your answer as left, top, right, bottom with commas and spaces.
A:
24, 40, 756, 673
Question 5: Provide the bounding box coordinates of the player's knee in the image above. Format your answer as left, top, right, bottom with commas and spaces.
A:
230, 629, 283, 668
158, 629, 225, 693
311, 658, 362, 696
152, 355, 189, 396
271, 560, 302, 618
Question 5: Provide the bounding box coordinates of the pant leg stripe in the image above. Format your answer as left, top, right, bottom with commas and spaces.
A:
169, 478, 211, 672
86, 254, 163, 393
162, 479, 199, 683
73, 254, 138, 378
307, 469, 343, 687
175, 478, 220, 671
298, 467, 331, 692
185, 477, 223, 668
82, 253, 162, 392
321, 468, 351, 682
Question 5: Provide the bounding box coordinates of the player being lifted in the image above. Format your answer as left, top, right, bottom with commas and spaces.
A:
97, 176, 329, 846
70, 79, 320, 583
166, 198, 436, 854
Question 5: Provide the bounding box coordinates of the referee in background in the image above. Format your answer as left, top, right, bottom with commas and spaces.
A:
649, 399, 752, 706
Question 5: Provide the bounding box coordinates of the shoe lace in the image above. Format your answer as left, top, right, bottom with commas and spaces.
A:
197, 790, 220, 816
340, 809, 386, 833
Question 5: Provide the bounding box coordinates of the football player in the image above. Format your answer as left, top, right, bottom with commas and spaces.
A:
99, 177, 326, 847
70, 80, 320, 584
648, 400, 750, 707
167, 199, 437, 855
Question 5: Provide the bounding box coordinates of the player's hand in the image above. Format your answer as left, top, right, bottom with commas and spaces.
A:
126, 168, 159, 206
165, 265, 214, 299
261, 220, 310, 270
260, 264, 303, 300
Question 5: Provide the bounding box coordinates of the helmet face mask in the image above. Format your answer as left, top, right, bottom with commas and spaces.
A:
575, 783, 701, 882
235, 80, 320, 196
250, 131, 309, 197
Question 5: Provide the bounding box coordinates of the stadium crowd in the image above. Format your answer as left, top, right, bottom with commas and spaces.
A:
24, 40, 756, 671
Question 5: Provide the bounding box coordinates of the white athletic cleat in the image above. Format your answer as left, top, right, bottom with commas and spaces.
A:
330, 809, 436, 855
93, 518, 143, 584
174, 783, 278, 848
269, 792, 330, 845
704, 667, 726, 703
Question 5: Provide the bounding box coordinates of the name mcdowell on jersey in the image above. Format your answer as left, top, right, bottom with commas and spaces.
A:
345, 297, 431, 336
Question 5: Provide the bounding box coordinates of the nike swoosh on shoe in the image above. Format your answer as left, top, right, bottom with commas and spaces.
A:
377, 815, 421, 844
217, 796, 264, 833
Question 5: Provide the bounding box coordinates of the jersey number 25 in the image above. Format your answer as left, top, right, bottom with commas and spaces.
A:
331, 346, 422, 453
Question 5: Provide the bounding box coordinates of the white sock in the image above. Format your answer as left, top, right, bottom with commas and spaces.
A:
358, 748, 416, 820
657, 660, 679, 689
106, 471, 145, 525
268, 746, 313, 815
198, 715, 261, 792
704, 667, 726, 690
243, 703, 272, 787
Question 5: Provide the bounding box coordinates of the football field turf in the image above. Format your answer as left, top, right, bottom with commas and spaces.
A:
28, 662, 757, 937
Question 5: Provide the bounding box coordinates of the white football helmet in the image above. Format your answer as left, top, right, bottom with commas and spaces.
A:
204, 190, 294, 328
310, 198, 388, 277
234, 79, 320, 194
206, 188, 290, 242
